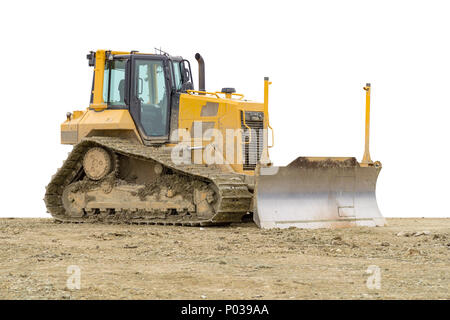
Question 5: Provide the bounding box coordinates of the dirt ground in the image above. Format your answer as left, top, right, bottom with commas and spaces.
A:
0, 218, 448, 300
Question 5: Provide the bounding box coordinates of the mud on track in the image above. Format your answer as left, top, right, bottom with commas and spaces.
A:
0, 218, 448, 299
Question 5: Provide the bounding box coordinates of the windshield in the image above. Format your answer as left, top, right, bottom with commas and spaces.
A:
103, 59, 126, 106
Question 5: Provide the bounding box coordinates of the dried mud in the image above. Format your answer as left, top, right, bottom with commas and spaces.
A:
0, 218, 448, 300
288, 157, 359, 168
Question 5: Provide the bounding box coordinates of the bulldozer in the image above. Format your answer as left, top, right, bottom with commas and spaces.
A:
44, 49, 385, 229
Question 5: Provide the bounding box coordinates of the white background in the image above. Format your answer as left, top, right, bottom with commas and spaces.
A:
1, 0, 449, 218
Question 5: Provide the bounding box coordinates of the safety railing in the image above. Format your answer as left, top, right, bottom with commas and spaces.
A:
186, 90, 245, 100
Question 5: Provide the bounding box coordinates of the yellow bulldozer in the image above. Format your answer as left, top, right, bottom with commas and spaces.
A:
44, 49, 385, 229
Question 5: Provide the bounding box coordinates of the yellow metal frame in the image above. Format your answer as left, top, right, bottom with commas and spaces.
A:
63, 50, 274, 175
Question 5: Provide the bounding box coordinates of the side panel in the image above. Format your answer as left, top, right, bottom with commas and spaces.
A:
61, 111, 85, 144
177, 94, 265, 174
61, 109, 141, 144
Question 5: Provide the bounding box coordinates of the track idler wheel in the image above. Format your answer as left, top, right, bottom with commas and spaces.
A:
83, 147, 113, 180
61, 184, 85, 218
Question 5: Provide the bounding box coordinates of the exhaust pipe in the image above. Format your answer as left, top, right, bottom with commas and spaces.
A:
195, 53, 205, 93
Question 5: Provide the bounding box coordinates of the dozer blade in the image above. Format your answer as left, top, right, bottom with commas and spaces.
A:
253, 157, 385, 229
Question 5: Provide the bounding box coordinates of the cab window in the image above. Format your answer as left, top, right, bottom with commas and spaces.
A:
103, 59, 126, 106
172, 61, 182, 91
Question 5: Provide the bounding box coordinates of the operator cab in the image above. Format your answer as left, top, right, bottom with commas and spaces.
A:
89, 51, 194, 144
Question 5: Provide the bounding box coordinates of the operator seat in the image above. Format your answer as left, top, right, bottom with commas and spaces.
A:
118, 79, 125, 103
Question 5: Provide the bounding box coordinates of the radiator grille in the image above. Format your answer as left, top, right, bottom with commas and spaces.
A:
241, 111, 264, 171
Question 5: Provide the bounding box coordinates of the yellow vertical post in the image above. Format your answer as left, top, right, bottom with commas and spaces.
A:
260, 77, 274, 165
361, 83, 373, 166
264, 77, 274, 147
264, 77, 271, 126
90, 50, 107, 111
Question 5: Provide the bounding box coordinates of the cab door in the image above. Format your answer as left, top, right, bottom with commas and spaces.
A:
129, 56, 171, 144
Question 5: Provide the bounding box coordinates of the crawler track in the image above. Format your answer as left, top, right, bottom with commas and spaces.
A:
44, 137, 253, 226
